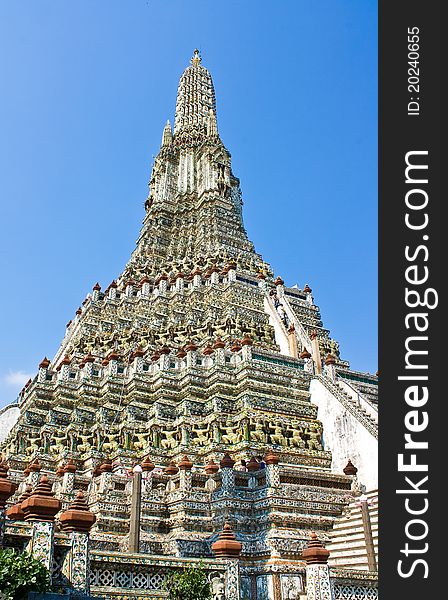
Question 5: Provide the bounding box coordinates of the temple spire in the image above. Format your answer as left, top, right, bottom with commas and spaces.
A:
161, 120, 172, 146
174, 50, 216, 135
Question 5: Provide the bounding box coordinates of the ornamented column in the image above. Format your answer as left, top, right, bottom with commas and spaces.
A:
257, 271, 268, 291
301, 532, 334, 600
28, 458, 42, 487
310, 331, 323, 375
300, 348, 314, 374
227, 262, 237, 283
159, 344, 171, 370
157, 273, 169, 294
21, 474, 62, 572
81, 353, 95, 379
303, 284, 313, 304
56, 354, 71, 382
287, 324, 299, 358
274, 275, 285, 297
142, 456, 155, 493
264, 450, 280, 490
324, 354, 337, 382
5, 484, 32, 522
175, 271, 185, 293
107, 280, 118, 300
241, 334, 253, 361
0, 461, 17, 546
140, 275, 151, 297
212, 523, 242, 600
92, 282, 101, 302
59, 490, 96, 595
38, 357, 51, 383
219, 453, 236, 494
131, 345, 145, 374
185, 340, 198, 369
178, 455, 193, 494
213, 337, 226, 365
62, 459, 77, 495
98, 460, 113, 494
125, 279, 135, 298
192, 267, 202, 289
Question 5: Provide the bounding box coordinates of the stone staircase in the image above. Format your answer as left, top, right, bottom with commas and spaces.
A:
328, 489, 378, 571
316, 375, 378, 439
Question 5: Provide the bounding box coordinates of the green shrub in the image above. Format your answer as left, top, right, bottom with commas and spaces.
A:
0, 548, 51, 600
164, 564, 212, 600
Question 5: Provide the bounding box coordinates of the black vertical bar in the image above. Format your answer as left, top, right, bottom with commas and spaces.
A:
379, 1, 444, 596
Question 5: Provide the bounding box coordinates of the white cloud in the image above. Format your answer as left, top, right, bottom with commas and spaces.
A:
4, 370, 32, 387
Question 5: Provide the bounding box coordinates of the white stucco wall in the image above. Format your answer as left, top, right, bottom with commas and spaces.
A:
0, 404, 20, 444
309, 378, 378, 491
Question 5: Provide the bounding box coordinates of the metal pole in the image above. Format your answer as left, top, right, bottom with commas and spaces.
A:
128, 466, 142, 553
360, 498, 377, 571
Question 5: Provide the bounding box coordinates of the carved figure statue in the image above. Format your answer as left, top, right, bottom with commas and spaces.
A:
250, 421, 266, 443
221, 421, 242, 444
25, 437, 41, 456
77, 433, 93, 454
103, 434, 119, 454
289, 427, 306, 449
307, 423, 323, 451
134, 432, 150, 451
161, 429, 179, 450
50, 433, 67, 455
270, 422, 286, 446
191, 425, 209, 446
211, 577, 225, 600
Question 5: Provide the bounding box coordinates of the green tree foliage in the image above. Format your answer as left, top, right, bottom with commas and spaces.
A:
0, 549, 51, 600
164, 564, 212, 600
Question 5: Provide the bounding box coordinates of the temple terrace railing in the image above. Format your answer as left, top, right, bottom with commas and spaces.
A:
89, 550, 238, 599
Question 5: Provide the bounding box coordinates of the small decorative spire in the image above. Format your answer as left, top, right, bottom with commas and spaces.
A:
64, 458, 77, 474
219, 453, 235, 469
203, 343, 214, 356
164, 461, 179, 476
213, 337, 225, 350
301, 532, 330, 564
204, 458, 219, 475
343, 459, 358, 476
142, 456, 155, 472
264, 449, 279, 465
6, 484, 32, 521
29, 458, 41, 472
39, 357, 50, 369
21, 474, 62, 522
178, 455, 193, 471
241, 334, 253, 347
99, 459, 113, 473
246, 456, 260, 472
161, 120, 172, 146
207, 109, 218, 137
191, 48, 201, 66
212, 523, 242, 558
59, 490, 96, 533
325, 353, 336, 366
0, 460, 17, 510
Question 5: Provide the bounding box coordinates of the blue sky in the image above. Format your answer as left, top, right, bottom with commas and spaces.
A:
0, 0, 377, 408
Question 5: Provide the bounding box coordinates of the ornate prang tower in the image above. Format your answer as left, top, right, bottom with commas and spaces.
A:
1, 51, 378, 597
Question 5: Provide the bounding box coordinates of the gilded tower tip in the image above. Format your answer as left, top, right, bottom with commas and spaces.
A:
191, 49, 201, 66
